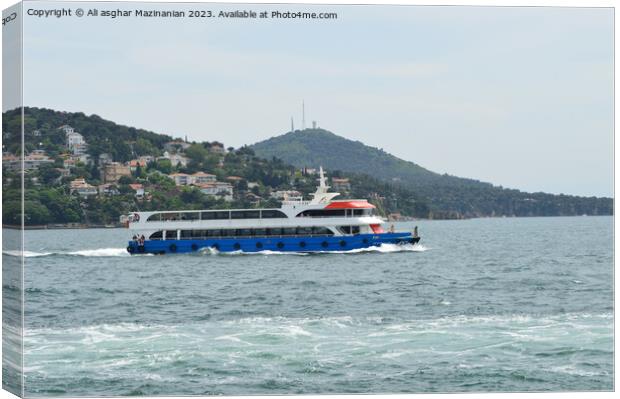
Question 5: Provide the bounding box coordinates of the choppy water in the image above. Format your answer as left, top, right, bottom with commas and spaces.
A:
3, 216, 614, 395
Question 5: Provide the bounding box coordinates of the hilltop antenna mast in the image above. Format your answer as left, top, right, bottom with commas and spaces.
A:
291, 117, 294, 132
302, 100, 306, 130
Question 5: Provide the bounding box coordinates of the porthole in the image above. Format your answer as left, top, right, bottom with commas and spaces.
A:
256, 242, 263, 249
233, 243, 241, 250
299, 241, 307, 248
321, 241, 329, 248
340, 240, 346, 247
169, 243, 177, 252
362, 238, 369, 244
277, 242, 285, 249
191, 243, 198, 251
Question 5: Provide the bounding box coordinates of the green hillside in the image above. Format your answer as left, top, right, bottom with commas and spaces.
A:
2, 108, 431, 226
2, 107, 173, 162
251, 128, 613, 218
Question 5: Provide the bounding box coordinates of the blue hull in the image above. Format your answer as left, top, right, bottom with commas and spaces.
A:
127, 233, 420, 255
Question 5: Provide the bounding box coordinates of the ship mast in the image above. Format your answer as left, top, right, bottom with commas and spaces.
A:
310, 166, 340, 204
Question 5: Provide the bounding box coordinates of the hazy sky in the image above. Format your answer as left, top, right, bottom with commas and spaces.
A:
18, 1, 613, 197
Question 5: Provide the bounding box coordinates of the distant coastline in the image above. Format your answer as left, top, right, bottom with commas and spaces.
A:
2, 214, 612, 231
3, 223, 123, 230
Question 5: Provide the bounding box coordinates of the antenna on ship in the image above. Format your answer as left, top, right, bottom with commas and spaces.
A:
318, 166, 328, 191
302, 100, 306, 130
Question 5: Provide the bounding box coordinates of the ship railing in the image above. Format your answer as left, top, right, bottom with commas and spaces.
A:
296, 214, 373, 218
282, 200, 312, 205
146, 233, 344, 241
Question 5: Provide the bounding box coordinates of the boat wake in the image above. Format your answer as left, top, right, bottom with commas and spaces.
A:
4, 244, 427, 259
196, 243, 428, 256
331, 243, 428, 254
3, 248, 130, 258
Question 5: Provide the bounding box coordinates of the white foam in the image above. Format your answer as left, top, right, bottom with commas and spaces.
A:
4, 248, 130, 258
322, 243, 428, 254
66, 248, 129, 257
380, 351, 407, 359
214, 334, 244, 343
197, 246, 220, 255
197, 243, 427, 256
282, 325, 313, 337
256, 250, 309, 256
550, 365, 609, 377
3, 250, 52, 258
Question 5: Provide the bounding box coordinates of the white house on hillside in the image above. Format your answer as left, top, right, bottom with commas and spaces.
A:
70, 178, 97, 197
196, 182, 233, 201
58, 125, 75, 135
62, 125, 89, 156
160, 151, 189, 168
192, 172, 217, 184
169, 173, 192, 186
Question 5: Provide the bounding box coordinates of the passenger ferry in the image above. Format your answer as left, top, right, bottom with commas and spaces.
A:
126, 168, 420, 254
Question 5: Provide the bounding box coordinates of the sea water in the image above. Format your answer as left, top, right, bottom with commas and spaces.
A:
3, 216, 614, 395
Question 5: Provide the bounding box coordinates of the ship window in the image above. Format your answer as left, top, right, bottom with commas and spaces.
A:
180, 230, 193, 239
149, 231, 163, 240
282, 227, 296, 235
164, 230, 178, 240
147, 213, 162, 222
261, 210, 287, 219
231, 210, 260, 219
221, 229, 235, 237
312, 227, 334, 236
353, 209, 364, 216
162, 213, 181, 221
216, 211, 231, 219
297, 227, 313, 235
237, 229, 253, 237
180, 212, 200, 221
338, 226, 361, 235
296, 209, 346, 218
190, 230, 206, 238
201, 211, 214, 220
268, 228, 283, 236
254, 228, 267, 236
202, 211, 230, 220
207, 229, 221, 237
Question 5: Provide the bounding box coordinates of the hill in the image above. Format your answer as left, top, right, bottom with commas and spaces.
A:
2, 107, 173, 162
251, 128, 613, 218
2, 108, 431, 226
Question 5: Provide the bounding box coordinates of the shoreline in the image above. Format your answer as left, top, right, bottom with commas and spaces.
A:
3, 224, 124, 230
2, 214, 613, 231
